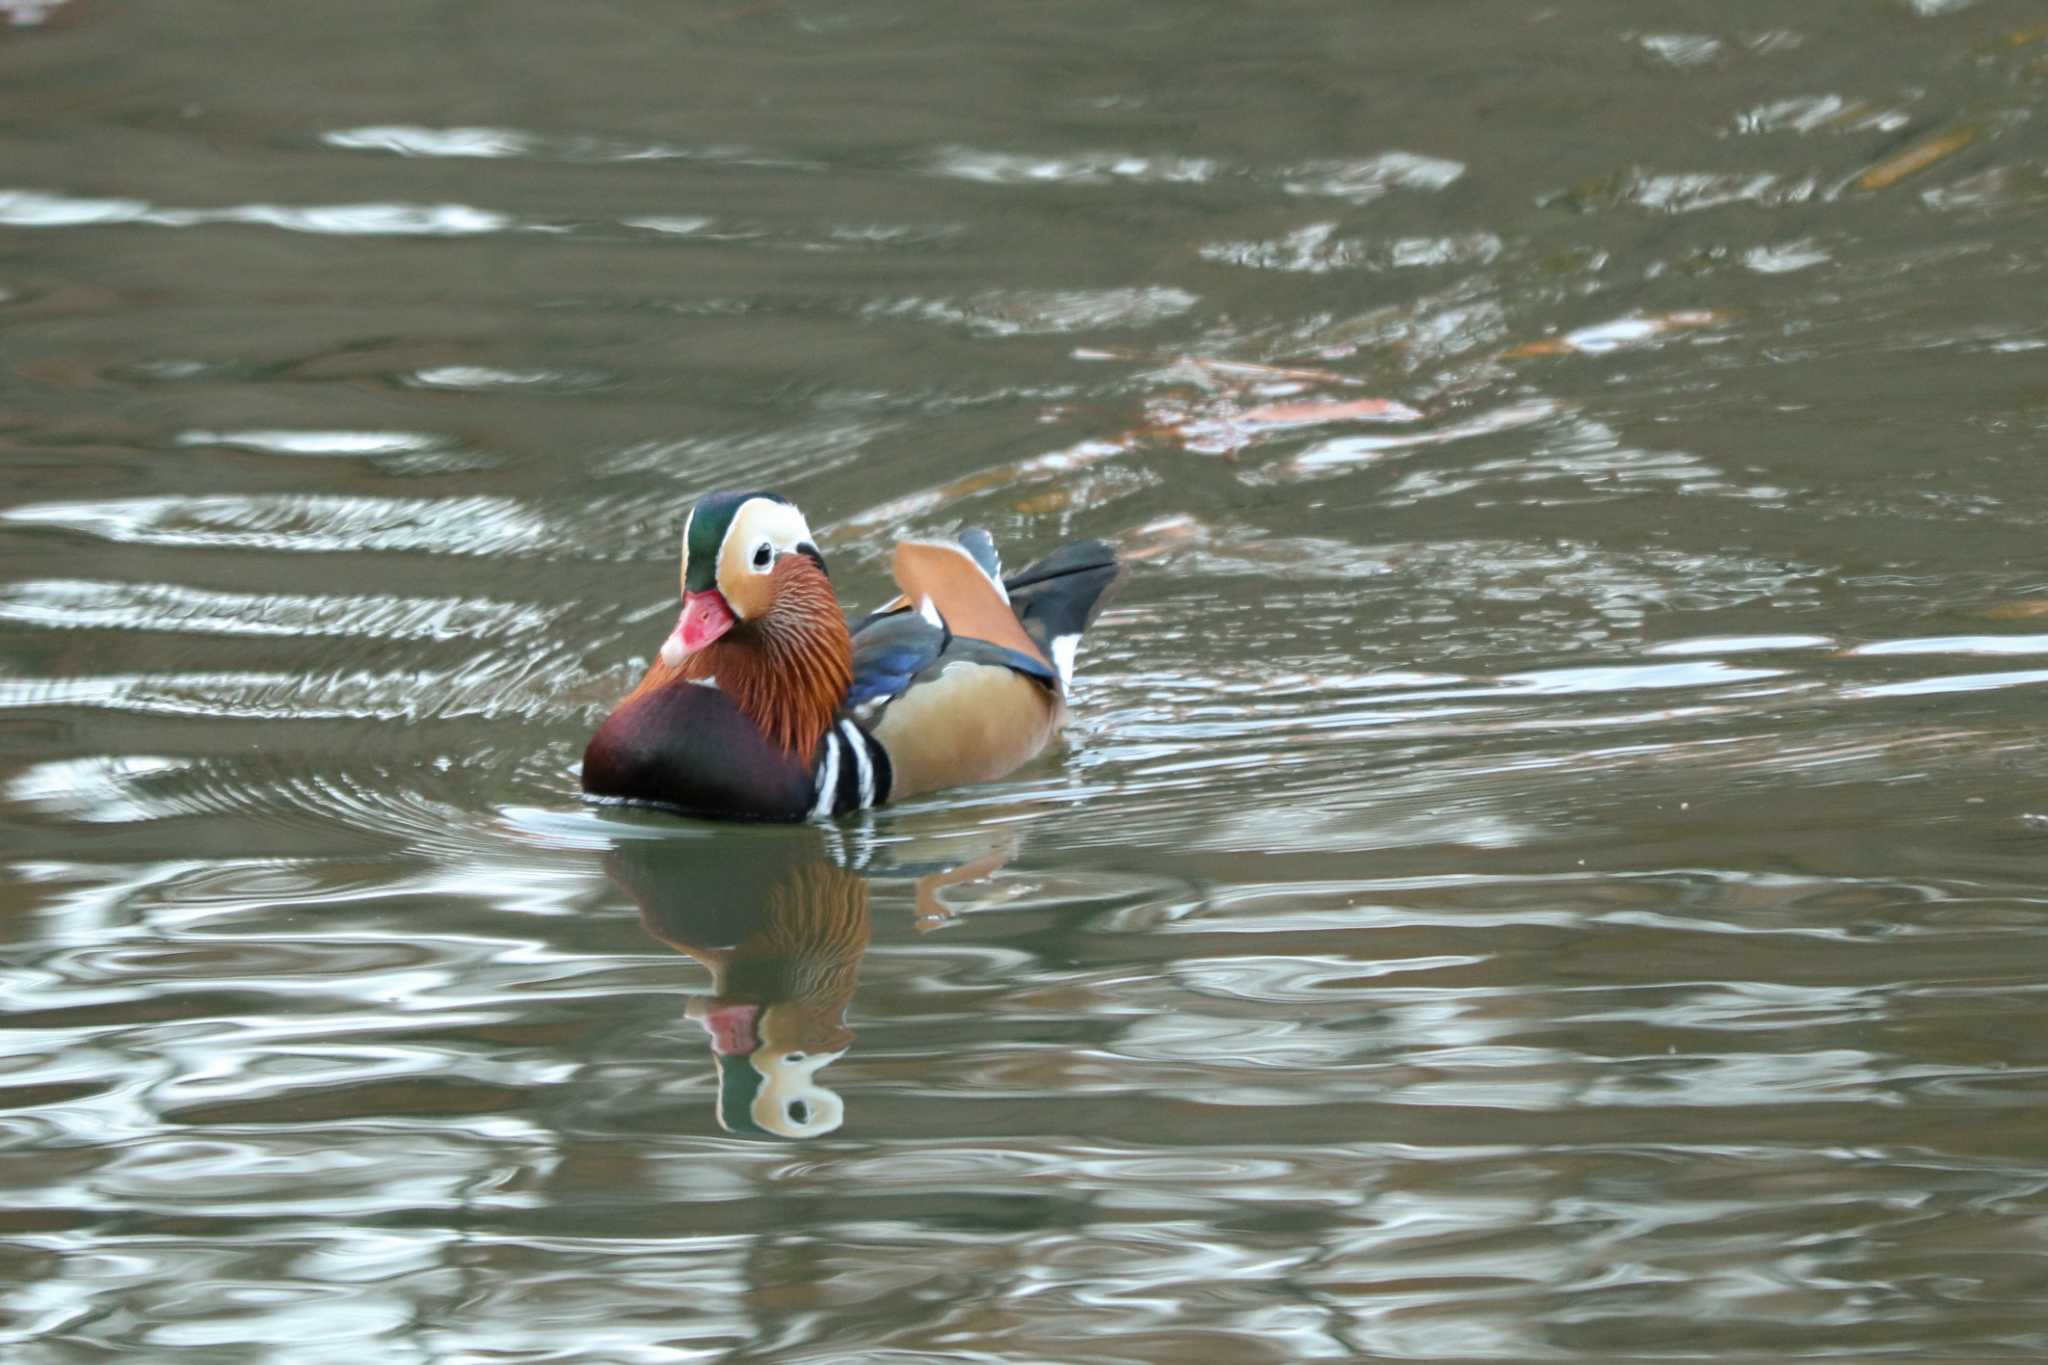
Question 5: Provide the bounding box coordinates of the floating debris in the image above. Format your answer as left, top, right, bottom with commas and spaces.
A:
1980, 599, 2048, 620
1856, 126, 1978, 191
1503, 311, 1727, 358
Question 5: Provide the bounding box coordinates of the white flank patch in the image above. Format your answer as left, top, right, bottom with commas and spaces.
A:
917, 594, 945, 629
1051, 634, 1080, 688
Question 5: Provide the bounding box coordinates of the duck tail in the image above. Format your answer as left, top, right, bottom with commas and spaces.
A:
1003, 540, 1123, 688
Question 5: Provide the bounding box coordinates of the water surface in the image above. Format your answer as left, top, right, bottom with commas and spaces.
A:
5, 1, 2048, 1358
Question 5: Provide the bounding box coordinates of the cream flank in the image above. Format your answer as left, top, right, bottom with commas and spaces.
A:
871, 660, 1061, 799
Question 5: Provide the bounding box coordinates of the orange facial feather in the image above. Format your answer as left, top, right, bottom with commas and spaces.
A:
622, 554, 851, 762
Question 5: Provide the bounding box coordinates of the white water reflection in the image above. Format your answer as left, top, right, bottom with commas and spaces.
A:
922, 147, 1463, 202
864, 286, 1200, 337
1850, 667, 2048, 699
1851, 634, 2048, 657
0, 190, 513, 236
175, 429, 445, 458
1279, 153, 1466, 201
324, 124, 810, 168
927, 147, 1220, 186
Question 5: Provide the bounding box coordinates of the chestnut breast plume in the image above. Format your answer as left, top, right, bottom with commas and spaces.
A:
581, 490, 1123, 821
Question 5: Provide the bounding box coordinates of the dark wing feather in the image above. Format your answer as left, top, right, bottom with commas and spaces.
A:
1002, 539, 1123, 666
943, 635, 1057, 687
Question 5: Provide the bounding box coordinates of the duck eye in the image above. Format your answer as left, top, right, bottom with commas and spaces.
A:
788, 1099, 811, 1125
751, 542, 773, 570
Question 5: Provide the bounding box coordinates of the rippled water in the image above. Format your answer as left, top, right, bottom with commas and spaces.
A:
6, 0, 2048, 1358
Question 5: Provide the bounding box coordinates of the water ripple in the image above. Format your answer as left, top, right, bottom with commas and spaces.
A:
862, 287, 1200, 338
0, 578, 557, 640
923, 147, 1464, 203
323, 124, 818, 170
3, 494, 554, 557
0, 189, 512, 236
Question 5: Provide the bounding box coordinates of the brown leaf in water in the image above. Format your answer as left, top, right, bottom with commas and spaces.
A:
1501, 338, 1575, 359
1980, 599, 2048, 620
2007, 22, 2048, 45
1009, 488, 1075, 515
1187, 357, 1359, 386
1119, 515, 1206, 562
1856, 127, 1978, 191
1239, 397, 1424, 426
15, 357, 108, 391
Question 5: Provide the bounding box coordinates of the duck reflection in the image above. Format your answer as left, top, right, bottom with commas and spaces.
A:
604, 824, 1012, 1138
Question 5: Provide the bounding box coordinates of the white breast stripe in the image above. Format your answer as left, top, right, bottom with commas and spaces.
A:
839, 720, 874, 809
810, 732, 842, 820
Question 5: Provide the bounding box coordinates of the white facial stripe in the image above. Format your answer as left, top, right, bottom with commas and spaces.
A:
721, 498, 814, 573
677, 503, 696, 599
715, 497, 820, 618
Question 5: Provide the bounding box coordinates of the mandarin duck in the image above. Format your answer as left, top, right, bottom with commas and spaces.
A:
582, 490, 1121, 820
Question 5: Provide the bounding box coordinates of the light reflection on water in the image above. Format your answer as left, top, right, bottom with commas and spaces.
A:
6, 0, 2048, 1358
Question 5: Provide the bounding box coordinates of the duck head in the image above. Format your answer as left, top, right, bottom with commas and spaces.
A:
587, 492, 854, 808
660, 491, 830, 667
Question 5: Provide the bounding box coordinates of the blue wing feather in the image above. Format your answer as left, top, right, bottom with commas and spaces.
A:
846, 645, 933, 708
847, 612, 945, 710
846, 604, 1055, 713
